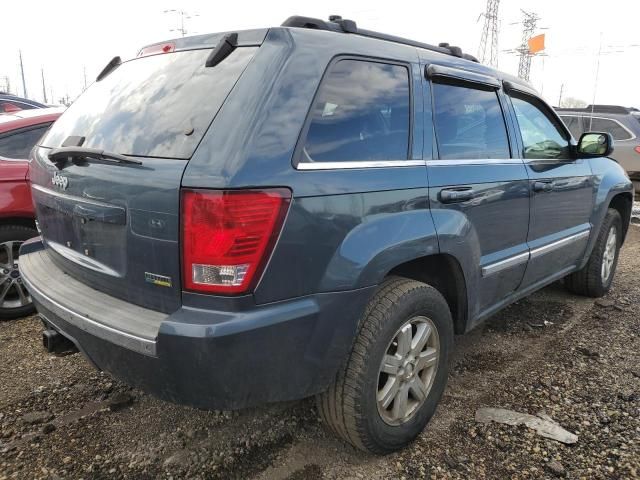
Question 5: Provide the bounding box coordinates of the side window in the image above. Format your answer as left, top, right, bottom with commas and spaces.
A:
432, 82, 510, 160
510, 95, 571, 160
585, 117, 633, 141
302, 59, 410, 163
559, 115, 585, 139
0, 125, 50, 159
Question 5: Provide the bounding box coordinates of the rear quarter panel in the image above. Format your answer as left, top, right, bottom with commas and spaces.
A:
582, 157, 633, 263
0, 160, 33, 220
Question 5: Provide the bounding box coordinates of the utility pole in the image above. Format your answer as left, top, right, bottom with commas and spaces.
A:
477, 0, 501, 67
83, 65, 88, 91
516, 10, 539, 81
19, 50, 27, 98
41, 67, 48, 103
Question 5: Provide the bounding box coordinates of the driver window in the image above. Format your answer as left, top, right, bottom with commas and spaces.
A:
510, 94, 571, 160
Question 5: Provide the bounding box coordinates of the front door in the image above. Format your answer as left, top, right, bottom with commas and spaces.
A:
506, 89, 595, 289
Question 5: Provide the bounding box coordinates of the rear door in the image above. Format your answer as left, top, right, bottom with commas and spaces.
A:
505, 86, 594, 288
29, 43, 259, 313
425, 65, 530, 318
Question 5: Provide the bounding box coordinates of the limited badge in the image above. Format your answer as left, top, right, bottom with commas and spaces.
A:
145, 272, 172, 287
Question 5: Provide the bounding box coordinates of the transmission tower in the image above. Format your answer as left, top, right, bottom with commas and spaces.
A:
516, 10, 539, 81
477, 0, 501, 67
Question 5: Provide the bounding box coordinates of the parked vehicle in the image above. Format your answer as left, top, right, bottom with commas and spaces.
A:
19, 16, 633, 453
0, 108, 63, 319
556, 105, 640, 191
0, 94, 47, 113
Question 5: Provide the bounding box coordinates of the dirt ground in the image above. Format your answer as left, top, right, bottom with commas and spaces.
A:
1, 227, 639, 480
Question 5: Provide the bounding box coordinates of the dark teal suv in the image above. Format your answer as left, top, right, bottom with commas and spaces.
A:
20, 15, 633, 453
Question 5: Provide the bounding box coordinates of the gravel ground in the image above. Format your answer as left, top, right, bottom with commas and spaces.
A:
1, 226, 639, 480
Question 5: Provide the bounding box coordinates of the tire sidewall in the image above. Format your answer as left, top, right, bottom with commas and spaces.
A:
358, 285, 453, 452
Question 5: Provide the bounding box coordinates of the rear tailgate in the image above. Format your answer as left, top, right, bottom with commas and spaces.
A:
29, 37, 260, 313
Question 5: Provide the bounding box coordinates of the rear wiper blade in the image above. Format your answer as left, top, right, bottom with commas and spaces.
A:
48, 147, 143, 166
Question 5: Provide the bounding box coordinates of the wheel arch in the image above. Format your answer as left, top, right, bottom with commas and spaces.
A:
608, 192, 632, 243
0, 217, 37, 230
386, 253, 468, 334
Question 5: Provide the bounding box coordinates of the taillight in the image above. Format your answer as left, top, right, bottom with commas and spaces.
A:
181, 189, 291, 294
635, 146, 640, 155
137, 42, 175, 57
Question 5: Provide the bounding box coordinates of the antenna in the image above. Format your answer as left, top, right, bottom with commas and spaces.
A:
516, 10, 539, 81
477, 0, 500, 67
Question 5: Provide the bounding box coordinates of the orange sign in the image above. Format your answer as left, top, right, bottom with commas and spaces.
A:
528, 34, 545, 54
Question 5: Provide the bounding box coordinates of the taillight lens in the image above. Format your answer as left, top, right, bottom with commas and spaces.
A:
634, 146, 640, 155
181, 189, 291, 294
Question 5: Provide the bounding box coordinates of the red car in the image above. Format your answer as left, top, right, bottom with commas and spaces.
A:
0, 108, 63, 319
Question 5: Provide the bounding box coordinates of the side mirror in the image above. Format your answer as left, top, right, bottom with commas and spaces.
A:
577, 132, 614, 158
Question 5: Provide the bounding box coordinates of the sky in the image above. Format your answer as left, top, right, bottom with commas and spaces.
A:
1, 0, 638, 107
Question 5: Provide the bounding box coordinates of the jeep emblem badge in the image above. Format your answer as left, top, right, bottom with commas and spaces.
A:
52, 172, 69, 190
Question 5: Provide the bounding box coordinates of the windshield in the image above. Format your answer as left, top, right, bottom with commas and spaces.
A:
41, 47, 257, 159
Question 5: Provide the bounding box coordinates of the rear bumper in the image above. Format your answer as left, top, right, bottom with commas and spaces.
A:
20, 238, 375, 409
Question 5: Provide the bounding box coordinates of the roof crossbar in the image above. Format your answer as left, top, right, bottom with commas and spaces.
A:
281, 15, 479, 63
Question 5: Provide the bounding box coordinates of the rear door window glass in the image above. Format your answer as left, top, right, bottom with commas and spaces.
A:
41, 47, 257, 159
511, 95, 571, 159
585, 117, 633, 141
432, 82, 510, 160
302, 59, 411, 162
0, 124, 50, 159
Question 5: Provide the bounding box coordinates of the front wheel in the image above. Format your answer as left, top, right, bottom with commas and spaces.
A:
316, 277, 453, 454
0, 224, 38, 320
565, 208, 622, 297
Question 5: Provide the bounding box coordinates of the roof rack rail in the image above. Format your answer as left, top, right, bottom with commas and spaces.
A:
281, 15, 479, 63
556, 104, 633, 115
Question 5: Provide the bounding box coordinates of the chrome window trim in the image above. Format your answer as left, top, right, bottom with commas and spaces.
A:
297, 159, 527, 170
296, 160, 426, 170
426, 159, 523, 166
482, 251, 529, 277
558, 114, 636, 141
482, 229, 591, 277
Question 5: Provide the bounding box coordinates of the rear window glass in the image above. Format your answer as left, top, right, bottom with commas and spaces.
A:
584, 117, 633, 141
41, 47, 257, 159
0, 124, 50, 159
559, 115, 584, 139
432, 82, 510, 160
302, 59, 411, 163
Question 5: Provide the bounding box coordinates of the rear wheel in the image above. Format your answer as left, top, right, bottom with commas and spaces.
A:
565, 208, 622, 297
0, 224, 38, 320
316, 277, 453, 454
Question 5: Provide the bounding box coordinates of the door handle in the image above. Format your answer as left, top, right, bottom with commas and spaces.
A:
439, 188, 475, 203
533, 181, 553, 193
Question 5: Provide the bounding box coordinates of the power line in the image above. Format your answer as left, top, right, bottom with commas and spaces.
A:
477, 0, 501, 67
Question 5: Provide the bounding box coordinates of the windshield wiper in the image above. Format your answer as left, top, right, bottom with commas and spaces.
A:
48, 147, 143, 166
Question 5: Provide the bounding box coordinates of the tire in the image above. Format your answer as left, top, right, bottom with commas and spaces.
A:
0, 224, 38, 320
317, 277, 453, 454
565, 208, 622, 298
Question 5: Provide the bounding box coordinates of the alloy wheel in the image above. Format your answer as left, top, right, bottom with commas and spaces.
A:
377, 316, 440, 426
601, 226, 617, 283
0, 240, 31, 311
